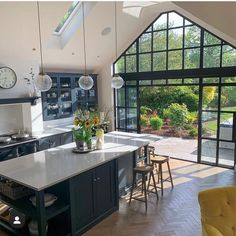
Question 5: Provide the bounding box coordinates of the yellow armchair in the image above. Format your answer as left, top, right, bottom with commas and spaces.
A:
198, 186, 236, 236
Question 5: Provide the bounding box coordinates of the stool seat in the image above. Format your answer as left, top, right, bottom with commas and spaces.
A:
134, 165, 154, 173
151, 154, 169, 164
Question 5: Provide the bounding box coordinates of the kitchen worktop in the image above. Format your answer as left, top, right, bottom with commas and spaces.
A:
0, 132, 158, 191
32, 124, 74, 139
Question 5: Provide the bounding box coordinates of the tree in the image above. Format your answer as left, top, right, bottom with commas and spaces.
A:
140, 86, 199, 115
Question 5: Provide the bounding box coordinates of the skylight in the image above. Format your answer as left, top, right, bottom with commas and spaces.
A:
54, 1, 80, 34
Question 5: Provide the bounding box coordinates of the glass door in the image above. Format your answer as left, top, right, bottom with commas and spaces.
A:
115, 82, 139, 133
218, 84, 236, 167
200, 77, 236, 168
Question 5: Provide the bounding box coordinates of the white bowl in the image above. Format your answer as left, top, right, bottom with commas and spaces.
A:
30, 193, 57, 207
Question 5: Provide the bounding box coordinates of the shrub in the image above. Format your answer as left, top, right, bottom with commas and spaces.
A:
140, 86, 199, 115
164, 103, 189, 130
189, 127, 198, 137
150, 116, 163, 130
187, 112, 197, 124
180, 92, 198, 112
140, 115, 149, 126
140, 106, 152, 115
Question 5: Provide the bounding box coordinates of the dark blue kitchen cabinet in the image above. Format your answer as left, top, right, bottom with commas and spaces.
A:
71, 160, 118, 234
41, 73, 97, 121
38, 132, 73, 151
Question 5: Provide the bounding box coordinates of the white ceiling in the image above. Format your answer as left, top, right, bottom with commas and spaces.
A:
0, 1, 236, 74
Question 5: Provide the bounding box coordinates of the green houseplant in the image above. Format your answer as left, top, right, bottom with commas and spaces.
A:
72, 109, 99, 150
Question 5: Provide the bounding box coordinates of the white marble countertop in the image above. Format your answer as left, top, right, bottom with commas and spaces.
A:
0, 132, 159, 191
32, 124, 74, 139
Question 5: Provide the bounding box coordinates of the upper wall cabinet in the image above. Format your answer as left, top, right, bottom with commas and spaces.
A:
41, 73, 97, 121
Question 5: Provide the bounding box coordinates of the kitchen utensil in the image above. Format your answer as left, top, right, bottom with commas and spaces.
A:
30, 193, 57, 207
0, 136, 11, 143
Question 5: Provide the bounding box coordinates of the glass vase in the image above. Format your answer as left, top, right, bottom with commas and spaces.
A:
96, 128, 104, 150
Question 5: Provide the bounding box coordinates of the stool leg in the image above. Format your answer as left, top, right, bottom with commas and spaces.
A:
147, 172, 151, 191
167, 160, 174, 189
143, 174, 148, 211
151, 172, 159, 201
157, 165, 160, 184
141, 177, 144, 194
129, 172, 136, 204
159, 163, 163, 196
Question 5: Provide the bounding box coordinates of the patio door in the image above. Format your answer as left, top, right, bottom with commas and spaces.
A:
199, 79, 236, 168
115, 83, 139, 133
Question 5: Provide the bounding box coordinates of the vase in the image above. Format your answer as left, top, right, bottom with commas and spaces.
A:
75, 140, 86, 150
96, 129, 104, 150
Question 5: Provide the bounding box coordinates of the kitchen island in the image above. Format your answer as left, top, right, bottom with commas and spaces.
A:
0, 131, 158, 236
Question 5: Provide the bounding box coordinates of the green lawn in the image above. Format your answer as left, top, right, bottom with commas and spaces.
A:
203, 106, 235, 133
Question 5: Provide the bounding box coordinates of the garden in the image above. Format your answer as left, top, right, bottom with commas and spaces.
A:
140, 78, 236, 139
140, 86, 199, 138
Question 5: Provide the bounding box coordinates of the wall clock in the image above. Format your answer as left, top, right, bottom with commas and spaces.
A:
0, 67, 17, 89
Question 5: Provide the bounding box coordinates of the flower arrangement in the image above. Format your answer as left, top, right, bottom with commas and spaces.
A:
72, 109, 100, 149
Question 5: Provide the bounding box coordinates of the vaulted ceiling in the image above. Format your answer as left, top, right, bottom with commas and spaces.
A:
0, 1, 235, 74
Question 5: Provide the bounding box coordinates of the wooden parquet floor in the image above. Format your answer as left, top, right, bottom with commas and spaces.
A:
84, 159, 236, 236
0, 159, 235, 236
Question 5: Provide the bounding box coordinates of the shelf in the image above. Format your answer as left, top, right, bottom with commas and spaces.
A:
0, 97, 39, 106
0, 219, 29, 236
0, 194, 69, 221
61, 87, 71, 90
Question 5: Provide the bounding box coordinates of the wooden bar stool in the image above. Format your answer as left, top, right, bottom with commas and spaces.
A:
149, 154, 174, 196
129, 165, 158, 211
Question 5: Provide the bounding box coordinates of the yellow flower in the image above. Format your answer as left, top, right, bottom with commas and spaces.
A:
85, 120, 90, 128
74, 117, 80, 126
94, 116, 100, 126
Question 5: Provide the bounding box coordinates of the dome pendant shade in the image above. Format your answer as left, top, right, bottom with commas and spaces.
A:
34, 73, 52, 92
111, 74, 124, 89
78, 75, 94, 90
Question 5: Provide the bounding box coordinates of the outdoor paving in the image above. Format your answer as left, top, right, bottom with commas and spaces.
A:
150, 136, 234, 167
150, 137, 198, 162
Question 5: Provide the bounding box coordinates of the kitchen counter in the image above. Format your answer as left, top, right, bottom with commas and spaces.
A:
0, 131, 157, 191
32, 124, 74, 139
0, 131, 158, 236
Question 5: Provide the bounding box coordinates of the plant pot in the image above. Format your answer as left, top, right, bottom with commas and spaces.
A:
87, 142, 92, 149
75, 140, 86, 150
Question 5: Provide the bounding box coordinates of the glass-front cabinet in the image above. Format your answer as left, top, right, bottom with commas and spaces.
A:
41, 73, 97, 121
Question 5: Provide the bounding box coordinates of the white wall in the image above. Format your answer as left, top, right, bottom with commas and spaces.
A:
97, 63, 114, 131
0, 58, 44, 134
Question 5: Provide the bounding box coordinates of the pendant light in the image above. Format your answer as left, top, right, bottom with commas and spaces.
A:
34, 1, 52, 92
78, 2, 94, 90
111, 1, 124, 89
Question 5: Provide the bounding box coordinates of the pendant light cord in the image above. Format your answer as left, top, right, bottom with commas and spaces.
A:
114, 1, 118, 60
82, 2, 87, 75
37, 1, 44, 74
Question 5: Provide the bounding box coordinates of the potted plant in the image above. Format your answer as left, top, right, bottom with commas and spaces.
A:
72, 109, 99, 150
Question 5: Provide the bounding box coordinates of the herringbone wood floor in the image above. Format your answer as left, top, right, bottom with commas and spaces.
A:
0, 160, 235, 236
84, 159, 236, 236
